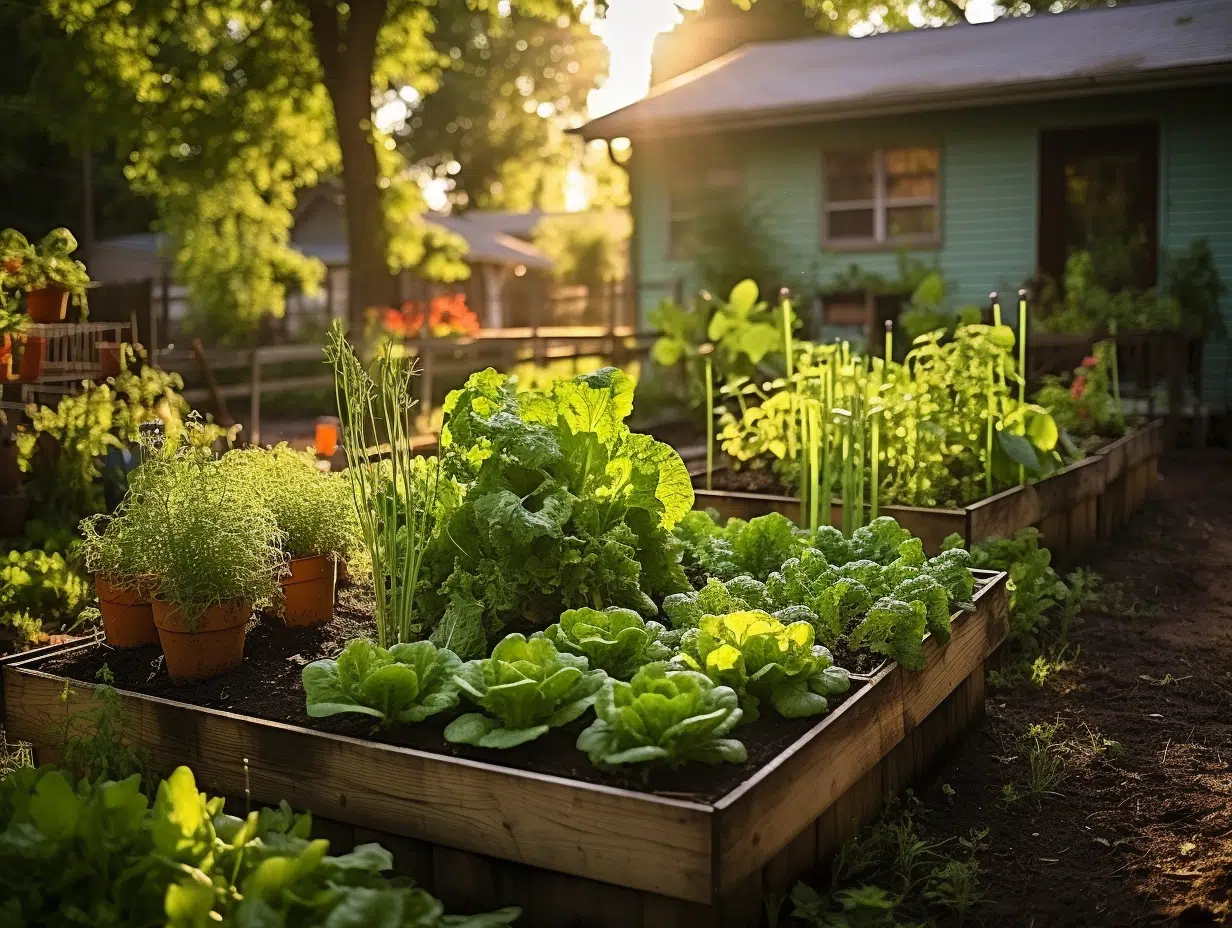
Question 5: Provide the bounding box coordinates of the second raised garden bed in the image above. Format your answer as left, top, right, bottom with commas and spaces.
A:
2, 570, 1007, 928
694, 420, 1164, 563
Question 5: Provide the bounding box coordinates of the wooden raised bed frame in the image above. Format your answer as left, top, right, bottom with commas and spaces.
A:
2, 572, 1007, 928
695, 420, 1164, 563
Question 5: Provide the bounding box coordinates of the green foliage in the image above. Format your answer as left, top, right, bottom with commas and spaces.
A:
16, 348, 229, 528
0, 544, 92, 651
104, 436, 285, 625
575, 661, 747, 769
0, 227, 91, 310
532, 213, 628, 293
676, 510, 810, 582
0, 763, 520, 926
538, 607, 676, 680
708, 279, 797, 372
221, 444, 359, 560
53, 677, 151, 790
421, 367, 692, 656
897, 269, 983, 342
303, 638, 462, 726
1035, 249, 1183, 334
1166, 237, 1227, 338
674, 611, 849, 722
328, 322, 441, 648
647, 296, 712, 409
691, 203, 790, 304
719, 324, 1061, 509
848, 598, 928, 672
1033, 340, 1126, 440
445, 634, 607, 748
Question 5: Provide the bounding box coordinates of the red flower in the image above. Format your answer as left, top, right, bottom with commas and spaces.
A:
1081, 355, 1098, 369
1070, 375, 1087, 399
2, 257, 22, 274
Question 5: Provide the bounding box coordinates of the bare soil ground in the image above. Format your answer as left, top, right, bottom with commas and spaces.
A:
918, 450, 1232, 927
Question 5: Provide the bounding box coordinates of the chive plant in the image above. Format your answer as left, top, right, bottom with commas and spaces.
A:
326, 321, 439, 648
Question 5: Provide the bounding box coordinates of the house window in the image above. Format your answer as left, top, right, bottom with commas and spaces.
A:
668, 163, 743, 257
822, 147, 940, 247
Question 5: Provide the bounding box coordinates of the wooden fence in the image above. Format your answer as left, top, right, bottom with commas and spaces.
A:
159, 328, 654, 445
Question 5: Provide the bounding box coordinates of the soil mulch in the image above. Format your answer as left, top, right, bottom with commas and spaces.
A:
912, 449, 1232, 927
34, 586, 858, 803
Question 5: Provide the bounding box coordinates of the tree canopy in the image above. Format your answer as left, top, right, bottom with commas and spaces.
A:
23, 0, 607, 337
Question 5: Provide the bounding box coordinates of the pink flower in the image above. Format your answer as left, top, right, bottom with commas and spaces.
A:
1070, 375, 1087, 399
1081, 356, 1098, 369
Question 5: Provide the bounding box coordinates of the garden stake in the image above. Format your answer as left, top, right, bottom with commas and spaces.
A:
1018, 289, 1029, 485
780, 288, 797, 465
985, 359, 995, 498
808, 400, 821, 536
1108, 319, 1122, 415
701, 345, 715, 491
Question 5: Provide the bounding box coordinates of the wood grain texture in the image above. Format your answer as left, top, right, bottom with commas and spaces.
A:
966, 455, 1105, 544
712, 572, 1007, 893
1, 667, 714, 903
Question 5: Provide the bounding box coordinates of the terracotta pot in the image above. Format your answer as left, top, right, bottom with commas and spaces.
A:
277, 554, 337, 627
26, 286, 69, 323
17, 335, 45, 381
96, 575, 158, 648
151, 598, 250, 681
98, 341, 123, 378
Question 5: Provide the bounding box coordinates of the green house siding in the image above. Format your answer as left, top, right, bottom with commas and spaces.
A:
1160, 98, 1232, 412
632, 86, 1231, 409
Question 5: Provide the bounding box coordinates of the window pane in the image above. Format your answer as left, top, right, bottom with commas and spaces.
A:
825, 150, 874, 201
886, 205, 938, 239
826, 208, 875, 241
885, 147, 938, 200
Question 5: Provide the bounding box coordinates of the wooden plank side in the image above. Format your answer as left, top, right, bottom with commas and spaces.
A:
1, 668, 715, 903
692, 489, 800, 523
898, 578, 1008, 733
713, 570, 1006, 893
967, 456, 1104, 544
711, 664, 906, 893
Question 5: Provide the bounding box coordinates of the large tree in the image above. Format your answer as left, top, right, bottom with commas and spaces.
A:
30, 0, 599, 335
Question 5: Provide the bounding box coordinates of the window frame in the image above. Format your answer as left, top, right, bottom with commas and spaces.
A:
821, 146, 942, 251
667, 162, 744, 260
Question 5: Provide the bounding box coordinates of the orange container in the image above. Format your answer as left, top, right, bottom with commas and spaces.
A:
26, 286, 69, 323
96, 575, 158, 648
277, 554, 337, 627
152, 598, 250, 681
314, 417, 339, 458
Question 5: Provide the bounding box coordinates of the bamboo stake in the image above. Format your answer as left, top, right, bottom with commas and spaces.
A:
702, 345, 715, 492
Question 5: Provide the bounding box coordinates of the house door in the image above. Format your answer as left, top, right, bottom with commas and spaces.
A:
1038, 123, 1159, 290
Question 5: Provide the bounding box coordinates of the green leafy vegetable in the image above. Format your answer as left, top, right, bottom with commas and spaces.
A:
421, 368, 693, 656
538, 606, 675, 679
575, 662, 747, 769
302, 638, 462, 726
446, 634, 608, 748
848, 598, 928, 671
674, 611, 848, 721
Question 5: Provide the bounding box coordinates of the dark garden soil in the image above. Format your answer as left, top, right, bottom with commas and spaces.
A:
912, 450, 1232, 927
35, 585, 864, 802
695, 465, 793, 496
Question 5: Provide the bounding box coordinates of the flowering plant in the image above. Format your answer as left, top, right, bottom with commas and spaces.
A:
374, 293, 480, 340
1033, 341, 1125, 440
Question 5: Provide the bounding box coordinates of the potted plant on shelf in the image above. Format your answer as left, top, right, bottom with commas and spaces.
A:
222, 444, 358, 626
79, 512, 159, 648
0, 227, 91, 323
122, 441, 286, 680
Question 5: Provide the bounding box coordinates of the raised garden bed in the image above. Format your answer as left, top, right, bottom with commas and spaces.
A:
694, 420, 1164, 564
1, 571, 1007, 928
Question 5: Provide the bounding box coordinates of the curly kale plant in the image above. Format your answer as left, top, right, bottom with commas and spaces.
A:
445, 634, 608, 748
538, 607, 676, 679
848, 598, 929, 671
672, 509, 809, 581
302, 639, 462, 726
576, 662, 747, 769
674, 611, 851, 721
421, 367, 693, 657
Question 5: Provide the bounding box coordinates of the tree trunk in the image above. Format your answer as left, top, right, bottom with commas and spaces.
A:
306, 0, 396, 329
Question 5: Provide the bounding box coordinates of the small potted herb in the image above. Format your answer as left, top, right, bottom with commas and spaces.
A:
122, 444, 286, 680
0, 228, 91, 323
222, 444, 358, 626
79, 512, 159, 648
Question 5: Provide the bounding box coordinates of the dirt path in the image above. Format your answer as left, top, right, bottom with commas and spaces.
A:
918, 450, 1232, 927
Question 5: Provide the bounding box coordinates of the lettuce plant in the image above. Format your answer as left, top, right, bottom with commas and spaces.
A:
445, 634, 608, 748
576, 662, 747, 769
538, 607, 676, 679
848, 598, 928, 671
674, 611, 850, 721
302, 638, 462, 726
420, 367, 694, 657
0, 764, 518, 926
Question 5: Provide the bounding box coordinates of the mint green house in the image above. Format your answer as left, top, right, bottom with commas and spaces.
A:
582, 0, 1232, 411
